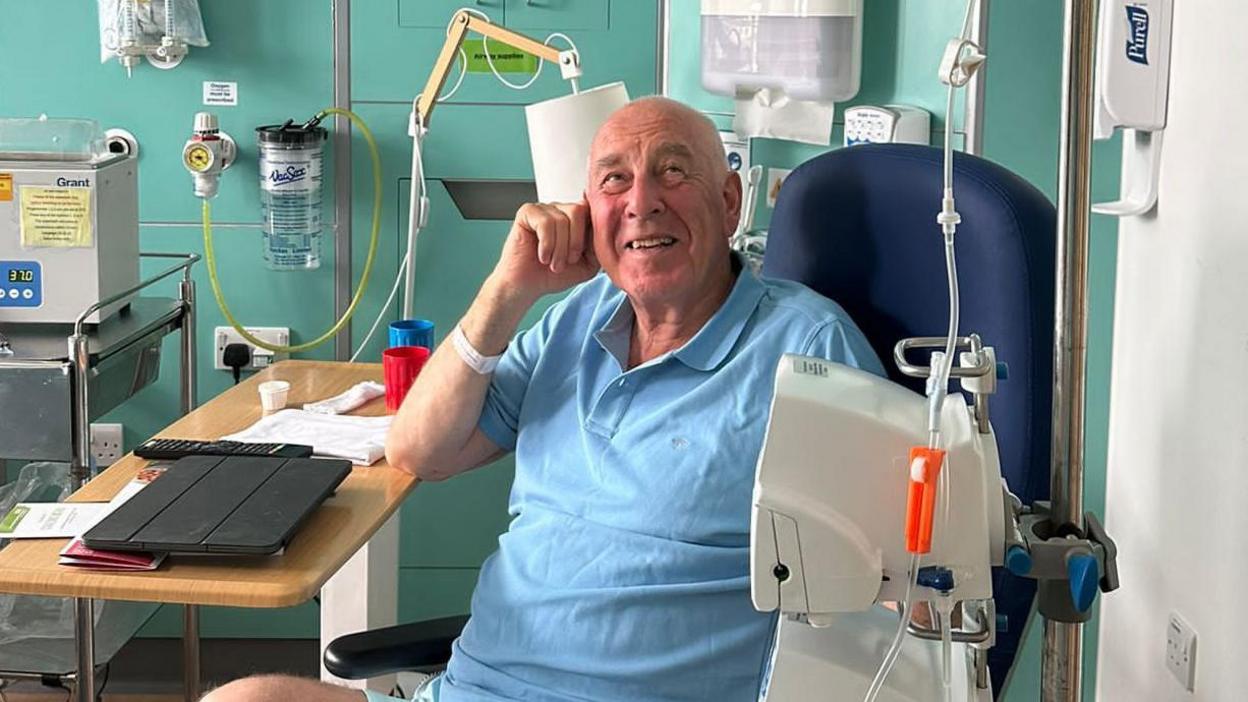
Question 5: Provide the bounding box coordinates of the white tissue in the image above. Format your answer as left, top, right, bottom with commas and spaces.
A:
734, 88, 836, 146
303, 381, 386, 415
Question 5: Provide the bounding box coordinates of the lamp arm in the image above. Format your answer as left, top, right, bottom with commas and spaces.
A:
416, 10, 573, 126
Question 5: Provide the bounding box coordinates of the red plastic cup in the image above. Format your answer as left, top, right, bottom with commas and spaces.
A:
383, 346, 431, 412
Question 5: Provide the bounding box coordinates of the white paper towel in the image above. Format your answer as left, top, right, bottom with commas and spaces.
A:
734, 88, 835, 146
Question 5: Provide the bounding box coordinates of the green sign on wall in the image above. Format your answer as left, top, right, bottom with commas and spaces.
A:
462, 39, 539, 74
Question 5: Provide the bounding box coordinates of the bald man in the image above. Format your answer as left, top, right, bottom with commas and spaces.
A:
205, 97, 882, 702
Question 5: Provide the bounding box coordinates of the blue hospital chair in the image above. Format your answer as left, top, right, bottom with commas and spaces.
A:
762, 143, 1057, 696
324, 143, 1057, 698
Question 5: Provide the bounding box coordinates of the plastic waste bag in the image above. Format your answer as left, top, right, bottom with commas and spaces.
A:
97, 0, 209, 65
0, 462, 102, 647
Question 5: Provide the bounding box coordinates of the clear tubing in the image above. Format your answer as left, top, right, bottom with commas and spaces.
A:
203, 107, 383, 354
937, 596, 955, 701
943, 86, 956, 195
863, 554, 920, 702
928, 86, 961, 448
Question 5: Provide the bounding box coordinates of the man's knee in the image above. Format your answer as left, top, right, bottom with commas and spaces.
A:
201, 674, 363, 702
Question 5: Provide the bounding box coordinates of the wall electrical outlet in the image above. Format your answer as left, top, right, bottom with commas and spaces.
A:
1166, 612, 1197, 692
90, 423, 124, 468
214, 326, 290, 373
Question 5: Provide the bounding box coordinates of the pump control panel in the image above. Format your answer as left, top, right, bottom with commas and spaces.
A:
0, 261, 42, 308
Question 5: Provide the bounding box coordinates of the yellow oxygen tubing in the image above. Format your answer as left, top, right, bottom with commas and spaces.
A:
202, 107, 382, 354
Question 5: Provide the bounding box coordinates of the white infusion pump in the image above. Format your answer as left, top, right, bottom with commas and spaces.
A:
844, 105, 932, 147
0, 154, 139, 324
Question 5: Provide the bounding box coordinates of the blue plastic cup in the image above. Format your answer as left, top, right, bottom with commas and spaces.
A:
389, 319, 435, 349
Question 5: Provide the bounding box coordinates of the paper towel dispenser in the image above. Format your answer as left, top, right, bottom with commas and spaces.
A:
700, 0, 863, 103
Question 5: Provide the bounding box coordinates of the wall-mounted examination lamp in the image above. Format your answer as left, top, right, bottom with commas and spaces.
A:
415, 11, 585, 127
400, 9, 628, 317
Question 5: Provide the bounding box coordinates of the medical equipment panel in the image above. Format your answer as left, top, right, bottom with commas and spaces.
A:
0, 154, 139, 324
844, 105, 932, 146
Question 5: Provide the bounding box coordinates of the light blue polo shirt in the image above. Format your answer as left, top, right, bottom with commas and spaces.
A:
440, 260, 884, 702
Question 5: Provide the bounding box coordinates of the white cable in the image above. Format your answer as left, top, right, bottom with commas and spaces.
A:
456, 8, 542, 90
351, 110, 430, 361
440, 50, 470, 102
959, 0, 979, 42
350, 255, 408, 363
454, 8, 580, 92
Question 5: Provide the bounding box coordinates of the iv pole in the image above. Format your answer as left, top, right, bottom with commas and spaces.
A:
1045, 0, 1099, 699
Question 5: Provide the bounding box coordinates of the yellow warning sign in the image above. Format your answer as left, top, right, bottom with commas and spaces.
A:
0, 174, 12, 202
20, 187, 92, 248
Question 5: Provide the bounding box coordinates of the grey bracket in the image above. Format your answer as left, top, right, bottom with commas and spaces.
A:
1005, 499, 1119, 623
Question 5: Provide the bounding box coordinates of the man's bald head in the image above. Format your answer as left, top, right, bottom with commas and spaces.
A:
591, 96, 730, 181
583, 95, 743, 317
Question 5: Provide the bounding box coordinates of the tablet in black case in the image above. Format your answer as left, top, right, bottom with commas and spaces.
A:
83, 454, 351, 555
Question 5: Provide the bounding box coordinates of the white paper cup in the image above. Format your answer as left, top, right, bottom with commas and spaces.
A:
258, 380, 291, 413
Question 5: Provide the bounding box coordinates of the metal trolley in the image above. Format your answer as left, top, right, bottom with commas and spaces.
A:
0, 252, 199, 701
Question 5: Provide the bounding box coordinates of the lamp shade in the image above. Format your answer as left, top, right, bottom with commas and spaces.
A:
525, 81, 630, 203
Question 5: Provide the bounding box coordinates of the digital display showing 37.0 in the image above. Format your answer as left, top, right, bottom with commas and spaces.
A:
7, 269, 34, 283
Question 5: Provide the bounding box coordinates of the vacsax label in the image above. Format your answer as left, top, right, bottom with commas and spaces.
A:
269, 165, 308, 187
1125, 4, 1150, 65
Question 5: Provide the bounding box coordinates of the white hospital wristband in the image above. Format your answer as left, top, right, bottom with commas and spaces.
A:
452, 324, 503, 374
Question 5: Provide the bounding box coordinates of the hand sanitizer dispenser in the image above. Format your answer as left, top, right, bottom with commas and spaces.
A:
700, 0, 863, 103
1092, 0, 1174, 217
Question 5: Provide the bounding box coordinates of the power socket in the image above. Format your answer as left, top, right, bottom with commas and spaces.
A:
1166, 612, 1197, 692
214, 326, 290, 373
90, 423, 124, 468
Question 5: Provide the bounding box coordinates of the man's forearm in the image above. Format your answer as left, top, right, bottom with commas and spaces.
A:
385, 275, 534, 479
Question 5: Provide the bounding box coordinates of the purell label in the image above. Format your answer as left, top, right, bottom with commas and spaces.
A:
1125, 4, 1150, 65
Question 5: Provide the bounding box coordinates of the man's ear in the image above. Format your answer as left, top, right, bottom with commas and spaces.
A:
722, 170, 743, 237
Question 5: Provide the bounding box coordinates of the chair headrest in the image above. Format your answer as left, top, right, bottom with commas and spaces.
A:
762, 143, 1055, 506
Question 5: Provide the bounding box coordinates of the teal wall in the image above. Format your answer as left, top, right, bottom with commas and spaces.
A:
664, 1, 1120, 699
344, 0, 658, 628
1, 2, 1122, 693
0, 0, 335, 639
0, 0, 655, 639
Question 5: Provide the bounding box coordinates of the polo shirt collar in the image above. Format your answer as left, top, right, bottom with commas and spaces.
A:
673, 259, 765, 371
593, 255, 766, 373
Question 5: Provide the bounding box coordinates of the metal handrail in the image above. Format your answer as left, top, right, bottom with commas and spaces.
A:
897, 601, 993, 644
64, 250, 199, 702
893, 334, 995, 379
71, 252, 200, 336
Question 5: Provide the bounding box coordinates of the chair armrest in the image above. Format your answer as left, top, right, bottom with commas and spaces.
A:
323, 615, 469, 679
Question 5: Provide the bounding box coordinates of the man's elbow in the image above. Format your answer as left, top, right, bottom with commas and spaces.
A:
384, 436, 449, 482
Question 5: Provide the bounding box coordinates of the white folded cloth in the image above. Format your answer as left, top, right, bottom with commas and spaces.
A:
222, 409, 393, 466
303, 381, 386, 415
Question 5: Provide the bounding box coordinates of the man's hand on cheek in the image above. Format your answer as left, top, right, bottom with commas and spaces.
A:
489, 201, 600, 304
